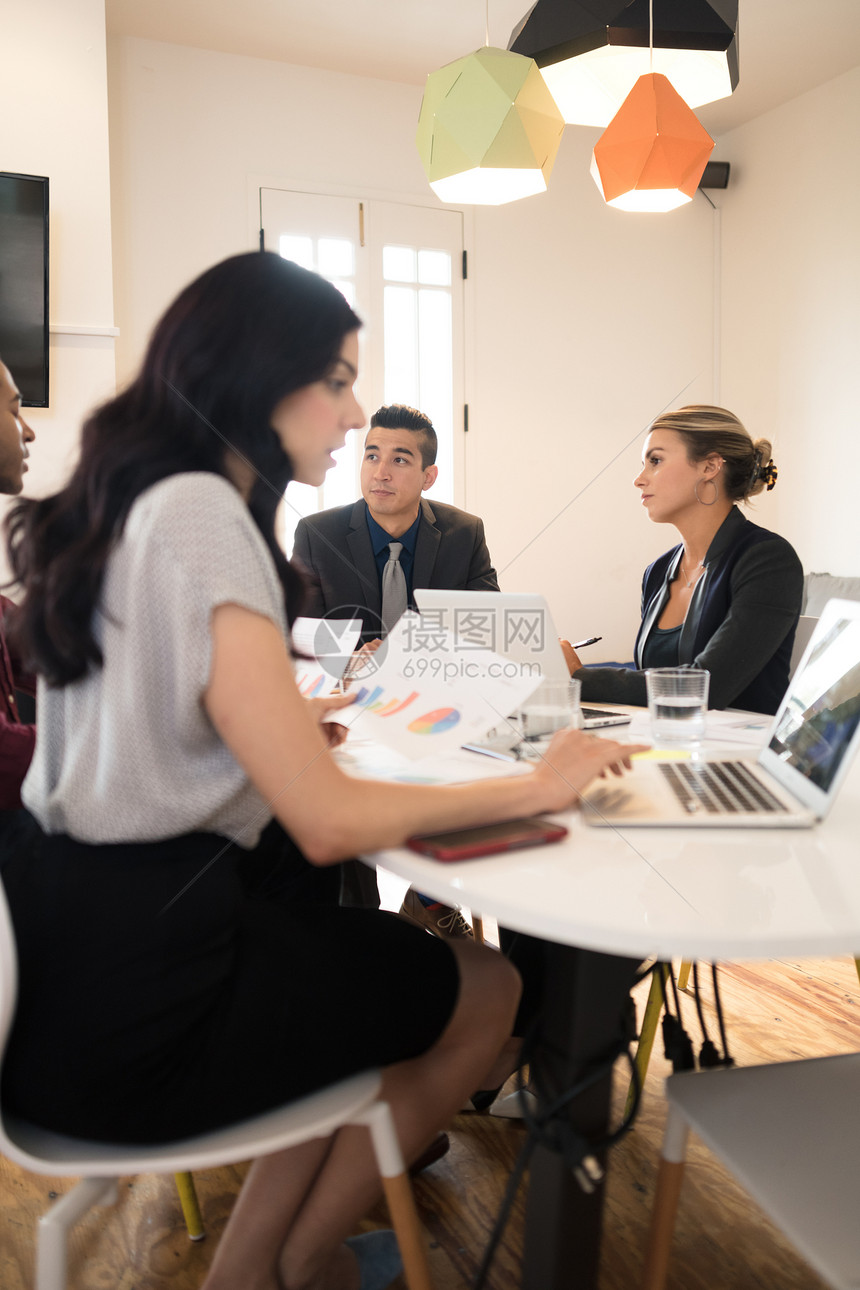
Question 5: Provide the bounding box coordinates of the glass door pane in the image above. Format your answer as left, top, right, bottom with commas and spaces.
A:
260, 189, 465, 542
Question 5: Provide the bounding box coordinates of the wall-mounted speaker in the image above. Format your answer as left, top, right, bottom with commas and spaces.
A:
699, 161, 731, 189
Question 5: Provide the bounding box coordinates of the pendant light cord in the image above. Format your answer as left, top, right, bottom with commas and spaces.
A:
485, 0, 490, 47
649, 0, 654, 72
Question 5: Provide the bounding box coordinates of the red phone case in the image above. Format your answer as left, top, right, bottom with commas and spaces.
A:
406, 819, 568, 862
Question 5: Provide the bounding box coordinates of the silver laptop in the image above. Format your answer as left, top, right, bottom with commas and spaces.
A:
584, 598, 860, 828
412, 589, 631, 729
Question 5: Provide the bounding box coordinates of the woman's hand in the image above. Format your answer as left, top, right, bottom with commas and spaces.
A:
304, 690, 354, 748
531, 728, 647, 811
560, 639, 583, 675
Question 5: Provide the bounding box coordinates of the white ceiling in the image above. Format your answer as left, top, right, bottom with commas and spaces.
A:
105, 0, 860, 137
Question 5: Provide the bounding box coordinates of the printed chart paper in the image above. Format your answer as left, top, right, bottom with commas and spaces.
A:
315, 613, 543, 760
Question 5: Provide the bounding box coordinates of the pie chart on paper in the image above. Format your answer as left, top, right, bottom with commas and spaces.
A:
407, 707, 461, 735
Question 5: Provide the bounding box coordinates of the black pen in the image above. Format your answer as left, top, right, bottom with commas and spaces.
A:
572, 635, 602, 649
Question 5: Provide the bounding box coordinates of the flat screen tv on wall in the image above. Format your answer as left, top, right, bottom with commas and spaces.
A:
0, 172, 50, 407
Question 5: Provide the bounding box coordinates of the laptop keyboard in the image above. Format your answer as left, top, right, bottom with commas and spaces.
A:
658, 760, 788, 815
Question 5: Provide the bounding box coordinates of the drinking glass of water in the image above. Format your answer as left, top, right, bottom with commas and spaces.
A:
645, 668, 710, 745
520, 678, 578, 740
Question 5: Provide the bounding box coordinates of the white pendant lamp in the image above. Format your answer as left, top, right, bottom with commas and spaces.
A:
509, 0, 739, 127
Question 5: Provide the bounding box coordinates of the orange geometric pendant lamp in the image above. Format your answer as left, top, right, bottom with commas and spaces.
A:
590, 70, 715, 211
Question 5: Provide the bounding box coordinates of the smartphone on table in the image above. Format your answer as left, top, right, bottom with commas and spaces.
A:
407, 818, 568, 862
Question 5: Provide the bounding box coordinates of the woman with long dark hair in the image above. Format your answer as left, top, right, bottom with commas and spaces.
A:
2, 252, 638, 1290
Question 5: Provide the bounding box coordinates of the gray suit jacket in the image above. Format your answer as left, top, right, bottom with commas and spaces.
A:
292, 497, 499, 641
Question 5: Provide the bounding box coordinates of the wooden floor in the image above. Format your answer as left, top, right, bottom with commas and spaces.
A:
2, 954, 859, 1289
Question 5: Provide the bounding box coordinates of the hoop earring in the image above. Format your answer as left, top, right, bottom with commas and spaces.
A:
694, 478, 718, 506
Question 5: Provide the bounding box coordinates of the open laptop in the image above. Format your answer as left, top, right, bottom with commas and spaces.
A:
412, 589, 631, 729
584, 598, 860, 828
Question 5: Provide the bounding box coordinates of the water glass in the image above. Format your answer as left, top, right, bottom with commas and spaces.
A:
520, 678, 577, 740
645, 668, 710, 745
568, 676, 584, 730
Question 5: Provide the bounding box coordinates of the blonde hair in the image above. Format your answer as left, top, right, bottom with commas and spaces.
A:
650, 405, 777, 501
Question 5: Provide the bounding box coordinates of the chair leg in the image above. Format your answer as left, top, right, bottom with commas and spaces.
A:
381, 1172, 434, 1290
853, 957, 860, 987
471, 914, 485, 945
640, 1108, 689, 1290
174, 1170, 205, 1240
676, 960, 693, 991
625, 964, 669, 1118
359, 1101, 434, 1290
37, 1177, 118, 1290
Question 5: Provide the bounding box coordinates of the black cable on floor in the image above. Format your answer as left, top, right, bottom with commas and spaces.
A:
471, 1020, 640, 1290
692, 962, 722, 1068
660, 961, 695, 1073
711, 962, 735, 1066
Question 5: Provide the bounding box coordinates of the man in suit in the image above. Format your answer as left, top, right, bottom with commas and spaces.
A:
293, 403, 498, 645
293, 404, 499, 926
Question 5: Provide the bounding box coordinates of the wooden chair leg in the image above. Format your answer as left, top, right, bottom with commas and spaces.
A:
381, 1172, 434, 1290
641, 1159, 687, 1290
625, 964, 669, 1118
471, 914, 485, 945
361, 1101, 434, 1290
641, 1109, 690, 1290
853, 957, 860, 987
676, 960, 693, 991
174, 1171, 205, 1241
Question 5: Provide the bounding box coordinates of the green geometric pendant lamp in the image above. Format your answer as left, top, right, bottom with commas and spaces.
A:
509, 0, 739, 127
416, 45, 565, 205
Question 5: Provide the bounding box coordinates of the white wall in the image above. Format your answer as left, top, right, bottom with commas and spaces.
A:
469, 129, 715, 657
107, 37, 860, 662
108, 35, 719, 662
108, 39, 437, 384
3, 0, 116, 530
718, 64, 860, 578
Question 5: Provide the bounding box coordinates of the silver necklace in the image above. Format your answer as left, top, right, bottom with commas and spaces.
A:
680, 558, 705, 588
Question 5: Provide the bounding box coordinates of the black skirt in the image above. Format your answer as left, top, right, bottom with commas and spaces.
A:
1, 828, 459, 1144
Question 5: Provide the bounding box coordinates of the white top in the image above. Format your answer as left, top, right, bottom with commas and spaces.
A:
23, 473, 287, 846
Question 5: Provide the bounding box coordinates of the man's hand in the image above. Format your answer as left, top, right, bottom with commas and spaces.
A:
342, 637, 382, 686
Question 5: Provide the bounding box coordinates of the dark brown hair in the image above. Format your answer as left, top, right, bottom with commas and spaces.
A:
6, 252, 360, 685
370, 403, 437, 468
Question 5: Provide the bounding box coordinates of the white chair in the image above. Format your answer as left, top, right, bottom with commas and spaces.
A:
0, 878, 433, 1290
789, 613, 819, 679
641, 1053, 860, 1290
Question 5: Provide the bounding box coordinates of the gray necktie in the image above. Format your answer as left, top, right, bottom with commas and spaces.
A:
381, 541, 408, 633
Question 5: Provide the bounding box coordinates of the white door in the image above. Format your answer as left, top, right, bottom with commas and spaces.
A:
260, 187, 465, 552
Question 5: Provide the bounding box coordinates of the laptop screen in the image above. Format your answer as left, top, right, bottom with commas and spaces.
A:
412, 590, 571, 683
764, 601, 860, 805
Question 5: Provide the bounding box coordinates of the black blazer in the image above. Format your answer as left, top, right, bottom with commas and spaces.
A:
578, 508, 804, 714
292, 498, 499, 642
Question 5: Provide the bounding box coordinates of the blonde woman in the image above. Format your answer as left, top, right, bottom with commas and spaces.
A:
563, 405, 803, 715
